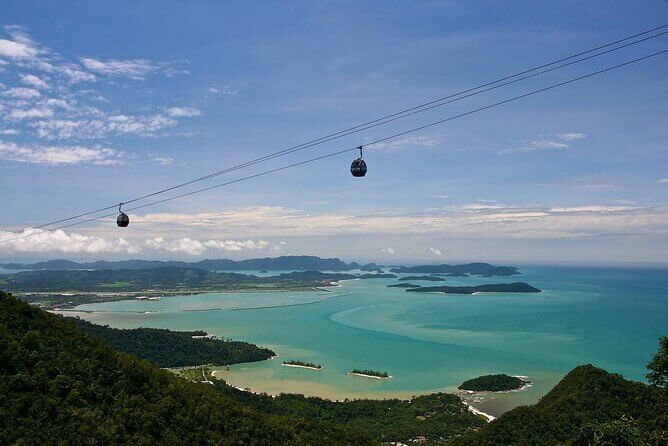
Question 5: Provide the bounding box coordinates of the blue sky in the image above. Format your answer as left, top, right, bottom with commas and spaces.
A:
0, 1, 666, 263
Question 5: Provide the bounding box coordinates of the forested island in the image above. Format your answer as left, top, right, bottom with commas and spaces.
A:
406, 282, 541, 294
349, 369, 391, 379
357, 273, 397, 279
387, 283, 421, 288
71, 317, 275, 368
282, 360, 322, 370
2, 291, 667, 445
401, 275, 445, 281
390, 263, 520, 276
458, 374, 530, 392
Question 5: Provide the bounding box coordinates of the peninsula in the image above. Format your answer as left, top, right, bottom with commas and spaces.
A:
406, 282, 541, 294
387, 283, 421, 288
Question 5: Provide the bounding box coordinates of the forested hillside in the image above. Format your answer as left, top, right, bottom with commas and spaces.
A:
72, 317, 275, 367
449, 364, 668, 445
0, 291, 372, 445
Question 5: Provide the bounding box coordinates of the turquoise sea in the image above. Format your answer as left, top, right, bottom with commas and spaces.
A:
65, 265, 668, 417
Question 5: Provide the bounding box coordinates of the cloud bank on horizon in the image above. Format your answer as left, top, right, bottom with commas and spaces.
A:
0, 1, 666, 263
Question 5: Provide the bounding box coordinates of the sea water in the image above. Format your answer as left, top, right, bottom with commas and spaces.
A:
66, 265, 668, 416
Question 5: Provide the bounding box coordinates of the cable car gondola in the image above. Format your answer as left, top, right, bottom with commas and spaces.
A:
350, 146, 367, 177
117, 203, 129, 227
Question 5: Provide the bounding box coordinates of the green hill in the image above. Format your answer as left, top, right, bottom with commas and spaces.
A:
71, 317, 275, 368
0, 291, 372, 445
449, 365, 668, 445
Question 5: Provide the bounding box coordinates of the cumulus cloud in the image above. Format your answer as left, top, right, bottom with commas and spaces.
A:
20, 73, 49, 89
0, 140, 122, 165
0, 228, 138, 254
3, 87, 41, 99
0, 230, 281, 256
657, 178, 668, 184
0, 37, 37, 59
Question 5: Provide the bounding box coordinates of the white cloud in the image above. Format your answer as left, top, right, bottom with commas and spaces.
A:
3, 87, 41, 99
203, 239, 270, 251
500, 132, 586, 154
370, 135, 440, 150
208, 85, 237, 96
0, 228, 138, 254
558, 133, 586, 141
80, 58, 160, 79
0, 26, 199, 145
20, 73, 49, 89
7, 107, 54, 120
154, 156, 174, 165
382, 247, 395, 254
143, 237, 206, 256
165, 106, 201, 117
0, 128, 19, 135
657, 178, 668, 184
0, 140, 122, 165
0, 38, 37, 59
429, 247, 443, 256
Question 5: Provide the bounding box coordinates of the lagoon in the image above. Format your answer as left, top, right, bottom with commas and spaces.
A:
66, 265, 668, 417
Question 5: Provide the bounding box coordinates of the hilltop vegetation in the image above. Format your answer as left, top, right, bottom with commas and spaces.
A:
391, 263, 520, 276
407, 282, 541, 294
0, 291, 372, 445
458, 374, 529, 392
449, 364, 668, 446
71, 317, 275, 368
211, 382, 485, 444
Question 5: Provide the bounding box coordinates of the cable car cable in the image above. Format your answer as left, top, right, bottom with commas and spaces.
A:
3, 48, 663, 242
23, 25, 668, 232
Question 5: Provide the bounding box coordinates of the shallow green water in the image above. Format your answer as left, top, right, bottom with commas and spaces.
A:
68, 265, 668, 416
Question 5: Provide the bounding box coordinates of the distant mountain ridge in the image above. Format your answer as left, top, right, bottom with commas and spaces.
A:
2, 256, 356, 272
1, 257, 520, 276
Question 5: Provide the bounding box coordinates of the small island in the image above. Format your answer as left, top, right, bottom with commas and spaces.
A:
402, 275, 445, 282
406, 282, 541, 294
458, 374, 530, 392
348, 369, 391, 379
387, 283, 422, 288
282, 360, 322, 370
